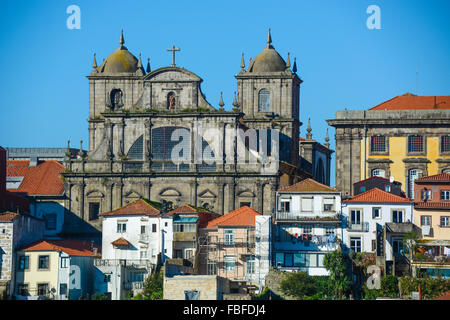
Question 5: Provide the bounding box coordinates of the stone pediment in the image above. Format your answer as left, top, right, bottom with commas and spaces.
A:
159, 188, 182, 197
144, 67, 202, 82
124, 190, 142, 199
86, 190, 105, 198
198, 189, 217, 199
237, 190, 255, 198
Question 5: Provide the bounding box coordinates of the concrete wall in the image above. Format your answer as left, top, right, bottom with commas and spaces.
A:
163, 274, 229, 300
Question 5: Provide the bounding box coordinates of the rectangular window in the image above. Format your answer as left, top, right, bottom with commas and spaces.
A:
141, 225, 146, 234
422, 189, 432, 200
350, 210, 361, 225
17, 283, 28, 296
152, 224, 157, 233
350, 237, 362, 253
371, 136, 386, 152
37, 283, 48, 296
301, 197, 313, 211
392, 210, 404, 223
372, 207, 381, 219
317, 254, 325, 267
293, 253, 306, 267
393, 239, 404, 254
45, 214, 57, 230
421, 216, 432, 226
224, 229, 234, 245
275, 253, 284, 267
441, 216, 450, 227
302, 225, 312, 234
372, 240, 376, 251
207, 259, 217, 275
284, 253, 293, 267
60, 283, 67, 295
104, 274, 111, 282
89, 203, 100, 221
325, 226, 335, 235
306, 253, 317, 267
324, 204, 334, 211
441, 136, 450, 153
224, 256, 236, 271
140, 250, 148, 259
38, 256, 49, 270
185, 249, 194, 259
408, 135, 424, 153
441, 190, 450, 200
280, 201, 290, 213
246, 256, 255, 274
19, 256, 29, 270
117, 223, 126, 233
60, 257, 69, 268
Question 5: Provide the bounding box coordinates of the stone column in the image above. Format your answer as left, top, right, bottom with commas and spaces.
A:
144, 119, 152, 171
218, 183, 225, 215
77, 181, 85, 221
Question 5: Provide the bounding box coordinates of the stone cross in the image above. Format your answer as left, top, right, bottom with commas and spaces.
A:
167, 45, 180, 67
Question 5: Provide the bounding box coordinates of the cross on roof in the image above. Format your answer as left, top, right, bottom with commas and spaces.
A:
167, 45, 180, 67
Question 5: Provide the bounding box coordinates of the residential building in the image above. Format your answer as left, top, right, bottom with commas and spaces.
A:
198, 206, 271, 294
353, 176, 404, 197
0, 212, 44, 297
94, 198, 172, 300
412, 173, 450, 278
342, 188, 414, 275
163, 204, 219, 270
327, 93, 450, 198
6, 159, 68, 238
273, 178, 342, 276
15, 239, 100, 299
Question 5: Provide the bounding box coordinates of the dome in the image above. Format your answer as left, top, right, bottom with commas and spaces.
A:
248, 45, 287, 73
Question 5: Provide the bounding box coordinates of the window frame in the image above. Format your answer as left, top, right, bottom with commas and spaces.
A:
392, 209, 404, 223
38, 255, 50, 271
407, 135, 425, 155
224, 229, 235, 246
440, 216, 450, 228
350, 237, 362, 253
440, 135, 450, 154
370, 135, 388, 154
420, 215, 432, 226
372, 207, 382, 219
117, 222, 127, 233
440, 190, 450, 201
257, 88, 271, 112
18, 255, 29, 270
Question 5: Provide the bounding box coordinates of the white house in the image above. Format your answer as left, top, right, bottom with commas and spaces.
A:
94, 199, 173, 300
342, 188, 413, 263
273, 178, 342, 276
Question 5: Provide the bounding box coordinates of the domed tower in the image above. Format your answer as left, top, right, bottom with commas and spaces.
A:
235, 29, 302, 166
87, 30, 145, 151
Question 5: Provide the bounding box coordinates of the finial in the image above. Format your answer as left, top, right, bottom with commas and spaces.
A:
65, 140, 71, 157
324, 128, 330, 149
92, 53, 97, 69
232, 91, 238, 107
79, 140, 84, 157
146, 58, 151, 73
306, 118, 312, 139
137, 53, 143, 68
241, 53, 245, 70
286, 52, 290, 68
120, 29, 125, 46
293, 57, 297, 73
267, 28, 272, 46
219, 91, 225, 110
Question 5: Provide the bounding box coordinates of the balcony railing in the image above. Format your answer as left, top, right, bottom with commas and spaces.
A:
94, 259, 155, 269
347, 222, 369, 232
276, 211, 340, 222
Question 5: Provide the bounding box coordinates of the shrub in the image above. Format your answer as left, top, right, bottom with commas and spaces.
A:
399, 276, 450, 299
280, 271, 318, 299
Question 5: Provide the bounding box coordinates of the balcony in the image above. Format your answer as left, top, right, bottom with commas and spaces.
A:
276, 211, 341, 223
347, 222, 369, 232
94, 259, 155, 269
139, 234, 149, 243
173, 231, 196, 242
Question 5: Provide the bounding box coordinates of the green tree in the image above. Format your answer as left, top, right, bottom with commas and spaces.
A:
323, 250, 352, 299
280, 271, 318, 299
139, 271, 163, 300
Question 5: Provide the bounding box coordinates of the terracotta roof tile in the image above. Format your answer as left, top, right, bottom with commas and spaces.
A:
205, 206, 261, 229
278, 178, 338, 193
0, 211, 43, 222
6, 160, 65, 195
416, 173, 450, 183
100, 199, 161, 217
414, 202, 450, 209
111, 237, 131, 247
344, 188, 412, 203
18, 239, 101, 257
369, 93, 450, 111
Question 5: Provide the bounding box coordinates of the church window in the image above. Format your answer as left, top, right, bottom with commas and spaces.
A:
89, 203, 100, 221
408, 135, 424, 153
110, 89, 123, 110
371, 136, 386, 152
258, 89, 270, 112
441, 136, 450, 153
167, 92, 176, 110
127, 135, 144, 160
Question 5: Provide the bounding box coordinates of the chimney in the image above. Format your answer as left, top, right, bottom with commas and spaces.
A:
29, 156, 38, 167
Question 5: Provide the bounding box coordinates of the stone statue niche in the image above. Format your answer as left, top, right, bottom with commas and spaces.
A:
167, 92, 176, 110
106, 88, 124, 111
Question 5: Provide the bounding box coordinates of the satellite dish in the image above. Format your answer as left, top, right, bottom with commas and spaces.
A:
390, 176, 394, 183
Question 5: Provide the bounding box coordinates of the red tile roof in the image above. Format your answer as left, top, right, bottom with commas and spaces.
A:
6, 160, 65, 196
100, 199, 161, 217
278, 178, 338, 193
414, 202, 450, 210
416, 173, 450, 183
429, 290, 450, 300
344, 188, 412, 203
111, 237, 131, 247
369, 93, 450, 111
0, 211, 42, 222
19, 239, 101, 257
205, 206, 261, 229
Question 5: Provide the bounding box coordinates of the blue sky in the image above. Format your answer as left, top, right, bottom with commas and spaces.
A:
0, 0, 449, 186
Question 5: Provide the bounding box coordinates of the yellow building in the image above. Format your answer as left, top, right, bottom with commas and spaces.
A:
328, 93, 450, 198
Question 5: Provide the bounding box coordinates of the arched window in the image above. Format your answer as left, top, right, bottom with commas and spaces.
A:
127, 135, 143, 160
110, 89, 123, 110
258, 89, 270, 112
408, 169, 422, 199
167, 92, 176, 110
372, 169, 385, 178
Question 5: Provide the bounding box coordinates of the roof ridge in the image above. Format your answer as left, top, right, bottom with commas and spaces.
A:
369, 94, 401, 110
208, 206, 260, 227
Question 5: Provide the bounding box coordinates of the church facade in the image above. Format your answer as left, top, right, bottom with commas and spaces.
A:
61, 30, 307, 238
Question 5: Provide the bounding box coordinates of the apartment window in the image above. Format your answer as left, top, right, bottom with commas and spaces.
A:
280, 200, 290, 213
360, 186, 366, 192
45, 214, 57, 230
441, 190, 450, 200
117, 222, 126, 233
324, 204, 334, 211
246, 256, 256, 274
372, 207, 381, 219
385, 185, 391, 192
140, 250, 148, 259
224, 229, 234, 245
371, 136, 386, 152
275, 253, 284, 267
350, 237, 362, 253
350, 210, 361, 225
19, 256, 29, 270
422, 189, 432, 201
408, 169, 422, 199
325, 226, 335, 235
185, 249, 194, 260
441, 216, 450, 227
174, 223, 196, 233
393, 239, 404, 254
293, 253, 306, 267
372, 240, 376, 251
421, 216, 432, 226
224, 256, 236, 271
89, 202, 100, 221
152, 223, 157, 233
60, 257, 69, 268
408, 135, 424, 153
38, 256, 49, 270
17, 283, 28, 296
37, 283, 48, 296
60, 283, 68, 295
141, 225, 146, 234
207, 259, 217, 275
104, 274, 111, 282
372, 169, 385, 178
302, 225, 312, 234
441, 136, 450, 153
392, 210, 404, 223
